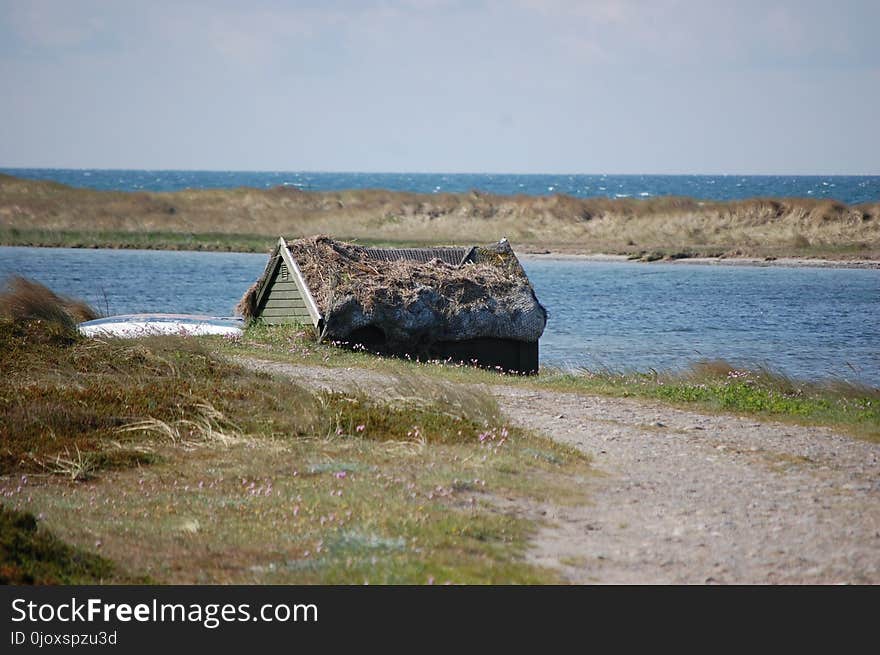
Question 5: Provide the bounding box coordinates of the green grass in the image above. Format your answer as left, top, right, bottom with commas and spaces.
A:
0, 283, 591, 584
0, 228, 476, 254
222, 324, 880, 441
7, 430, 570, 583
0, 228, 278, 253
0, 505, 128, 584
538, 365, 880, 441
3, 227, 876, 262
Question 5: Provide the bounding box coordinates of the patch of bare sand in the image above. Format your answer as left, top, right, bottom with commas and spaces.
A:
235, 357, 880, 584
517, 252, 880, 269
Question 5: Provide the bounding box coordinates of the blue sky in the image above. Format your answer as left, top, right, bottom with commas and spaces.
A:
1, 0, 878, 174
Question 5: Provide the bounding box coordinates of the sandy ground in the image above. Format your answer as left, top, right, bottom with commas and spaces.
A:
236, 358, 880, 584
517, 251, 880, 269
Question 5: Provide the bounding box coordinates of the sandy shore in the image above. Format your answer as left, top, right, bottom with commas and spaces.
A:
1, 239, 877, 269
517, 251, 880, 269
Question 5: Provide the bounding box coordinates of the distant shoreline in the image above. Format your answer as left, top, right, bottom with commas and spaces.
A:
2, 172, 878, 264
2, 241, 877, 270
517, 252, 880, 269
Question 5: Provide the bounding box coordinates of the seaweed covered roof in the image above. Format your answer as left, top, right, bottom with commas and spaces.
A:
238, 236, 546, 345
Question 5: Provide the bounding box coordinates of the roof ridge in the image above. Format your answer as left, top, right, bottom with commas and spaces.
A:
361, 245, 471, 266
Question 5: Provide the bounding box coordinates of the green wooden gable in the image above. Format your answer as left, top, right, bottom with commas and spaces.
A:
254, 238, 322, 326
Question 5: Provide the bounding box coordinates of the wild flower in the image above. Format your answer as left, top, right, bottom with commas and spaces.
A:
356, 424, 365, 432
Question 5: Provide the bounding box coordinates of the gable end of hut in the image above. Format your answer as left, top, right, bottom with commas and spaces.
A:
247, 238, 321, 327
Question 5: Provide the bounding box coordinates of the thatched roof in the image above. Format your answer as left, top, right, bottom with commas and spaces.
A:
238, 236, 547, 345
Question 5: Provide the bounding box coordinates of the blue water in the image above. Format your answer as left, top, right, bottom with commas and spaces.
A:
2, 247, 877, 386
3, 169, 879, 204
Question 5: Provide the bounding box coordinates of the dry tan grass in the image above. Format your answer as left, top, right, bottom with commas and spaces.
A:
285, 236, 520, 313
2, 173, 878, 258
0, 275, 99, 327
116, 401, 246, 449
0, 292, 593, 583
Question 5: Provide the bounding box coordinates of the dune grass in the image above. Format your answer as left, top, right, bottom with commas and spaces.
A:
3, 277, 875, 585
0, 278, 591, 584
2, 173, 878, 259
0, 275, 98, 326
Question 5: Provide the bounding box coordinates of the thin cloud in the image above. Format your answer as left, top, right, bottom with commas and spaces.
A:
0, 0, 877, 172
3, 0, 110, 51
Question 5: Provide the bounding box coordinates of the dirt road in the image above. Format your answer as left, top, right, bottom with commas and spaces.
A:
238, 358, 880, 584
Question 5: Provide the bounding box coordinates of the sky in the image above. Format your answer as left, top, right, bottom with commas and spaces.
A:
1, 0, 878, 174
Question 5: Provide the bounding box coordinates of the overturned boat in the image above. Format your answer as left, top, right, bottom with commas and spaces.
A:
78, 314, 243, 338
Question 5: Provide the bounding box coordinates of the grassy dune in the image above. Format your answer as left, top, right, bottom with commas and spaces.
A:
0, 280, 590, 584
1, 173, 878, 259
1, 278, 876, 584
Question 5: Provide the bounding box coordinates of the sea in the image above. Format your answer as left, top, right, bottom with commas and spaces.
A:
2, 168, 880, 204
1, 169, 878, 385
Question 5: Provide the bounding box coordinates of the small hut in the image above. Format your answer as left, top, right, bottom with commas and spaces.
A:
237, 236, 547, 373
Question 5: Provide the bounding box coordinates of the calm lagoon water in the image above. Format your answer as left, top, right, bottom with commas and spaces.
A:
1, 247, 877, 386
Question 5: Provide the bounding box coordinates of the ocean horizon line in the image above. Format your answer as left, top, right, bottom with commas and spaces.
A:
3, 167, 880, 178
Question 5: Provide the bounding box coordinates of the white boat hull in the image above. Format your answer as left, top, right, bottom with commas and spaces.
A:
77, 314, 243, 338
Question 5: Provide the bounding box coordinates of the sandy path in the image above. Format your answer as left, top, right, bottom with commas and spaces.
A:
518, 252, 880, 269
236, 358, 880, 584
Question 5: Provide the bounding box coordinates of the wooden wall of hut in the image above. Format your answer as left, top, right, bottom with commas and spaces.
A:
257, 262, 312, 325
